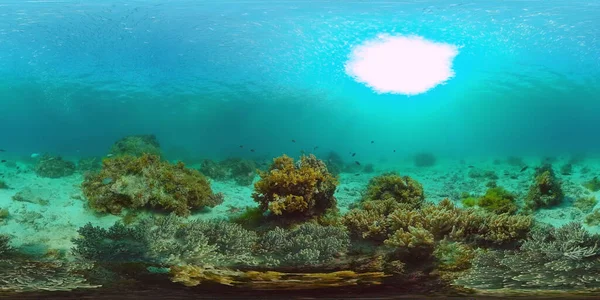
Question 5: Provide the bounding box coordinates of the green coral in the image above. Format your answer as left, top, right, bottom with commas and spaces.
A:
34, 154, 76, 178
82, 154, 223, 216
362, 172, 424, 209
525, 164, 564, 210
476, 187, 518, 215
252, 154, 338, 221
108, 134, 162, 157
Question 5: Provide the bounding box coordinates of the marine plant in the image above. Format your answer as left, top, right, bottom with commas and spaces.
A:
81, 154, 223, 216
525, 164, 564, 210
456, 222, 600, 290
108, 134, 162, 157
585, 208, 600, 226
361, 172, 424, 209
252, 154, 338, 221
34, 154, 76, 178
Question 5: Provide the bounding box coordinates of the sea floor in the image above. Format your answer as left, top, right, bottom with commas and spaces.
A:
0, 155, 599, 256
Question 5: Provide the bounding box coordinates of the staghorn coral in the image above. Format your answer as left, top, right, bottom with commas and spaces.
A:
456, 222, 600, 290
525, 164, 564, 210
34, 154, 76, 178
82, 154, 223, 216
72, 214, 257, 267
258, 223, 350, 267
0, 259, 100, 292
252, 154, 338, 220
170, 265, 387, 289
362, 172, 424, 209
108, 134, 162, 157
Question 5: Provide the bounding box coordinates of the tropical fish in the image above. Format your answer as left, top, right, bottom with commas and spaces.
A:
371, 141, 374, 144
291, 139, 296, 143
250, 149, 255, 152
351, 153, 356, 157
355, 161, 361, 166
0, 160, 6, 163
520, 166, 528, 172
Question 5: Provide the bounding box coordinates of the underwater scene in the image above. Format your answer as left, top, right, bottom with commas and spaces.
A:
1, 0, 600, 298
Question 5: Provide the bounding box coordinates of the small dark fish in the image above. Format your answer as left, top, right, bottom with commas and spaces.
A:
239, 145, 243, 148
354, 173, 360, 176
0, 149, 5, 152
355, 161, 361, 166
520, 166, 528, 172
351, 153, 356, 157
393, 150, 396, 152
0, 160, 5, 163
313, 146, 319, 150
291, 139, 296, 143
468, 165, 475, 168
250, 149, 255, 152
300, 150, 306, 154
370, 141, 374, 144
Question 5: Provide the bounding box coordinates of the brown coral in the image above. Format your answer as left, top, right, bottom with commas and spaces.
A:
252, 154, 338, 220
82, 154, 223, 216
362, 172, 425, 208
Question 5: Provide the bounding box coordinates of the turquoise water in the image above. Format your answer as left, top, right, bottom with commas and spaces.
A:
1, 0, 600, 298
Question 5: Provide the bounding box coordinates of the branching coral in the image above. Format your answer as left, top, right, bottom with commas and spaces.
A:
0, 259, 99, 292
72, 214, 257, 267
82, 154, 223, 216
252, 154, 338, 220
456, 222, 600, 290
34, 154, 76, 178
362, 173, 424, 208
258, 223, 350, 267
108, 134, 162, 157
525, 164, 564, 210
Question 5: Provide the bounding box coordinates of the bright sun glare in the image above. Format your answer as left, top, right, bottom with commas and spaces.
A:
345, 34, 459, 96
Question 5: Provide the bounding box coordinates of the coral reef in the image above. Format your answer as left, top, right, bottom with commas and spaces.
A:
324, 151, 345, 176
362, 172, 424, 209
525, 164, 564, 210
344, 198, 532, 247
456, 222, 600, 290
583, 176, 600, 192
170, 265, 387, 289
82, 154, 223, 216
72, 214, 257, 267
34, 154, 76, 178
414, 152, 436, 167
77, 157, 102, 173
108, 134, 162, 157
574, 196, 597, 213
585, 209, 600, 226
258, 223, 350, 267
0, 259, 99, 292
226, 158, 257, 186
0, 235, 12, 257
433, 240, 476, 272
252, 154, 338, 220
12, 188, 50, 206
199, 159, 228, 181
